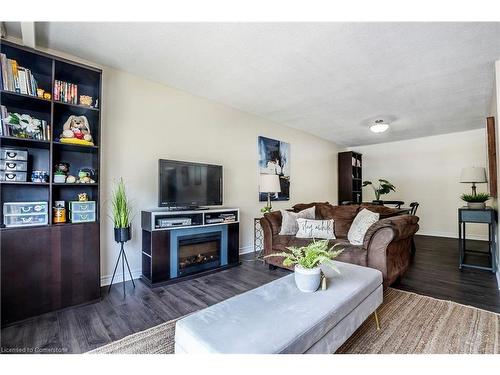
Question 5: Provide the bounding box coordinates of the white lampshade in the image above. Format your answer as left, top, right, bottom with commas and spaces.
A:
460, 167, 487, 183
259, 174, 281, 193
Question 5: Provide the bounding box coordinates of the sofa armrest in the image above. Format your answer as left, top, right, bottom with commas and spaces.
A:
363, 215, 419, 249
260, 216, 275, 260
363, 215, 420, 287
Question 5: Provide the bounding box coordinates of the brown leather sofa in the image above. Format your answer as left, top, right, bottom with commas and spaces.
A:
260, 202, 419, 287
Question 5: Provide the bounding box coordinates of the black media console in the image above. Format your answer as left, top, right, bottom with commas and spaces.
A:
141, 208, 240, 287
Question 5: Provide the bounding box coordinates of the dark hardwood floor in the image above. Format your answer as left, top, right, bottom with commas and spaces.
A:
1, 235, 499, 354
0, 258, 290, 354
393, 235, 500, 313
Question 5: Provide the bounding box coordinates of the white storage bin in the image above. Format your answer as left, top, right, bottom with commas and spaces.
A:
3, 202, 48, 215
70, 211, 96, 223
69, 201, 96, 213
0, 171, 27, 182
0, 148, 28, 161
0, 160, 28, 172
4, 213, 48, 227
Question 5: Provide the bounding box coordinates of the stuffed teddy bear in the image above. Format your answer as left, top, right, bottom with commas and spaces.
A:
60, 115, 93, 144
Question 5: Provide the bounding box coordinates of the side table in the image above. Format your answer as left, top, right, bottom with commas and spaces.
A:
458, 206, 497, 273
254, 217, 264, 261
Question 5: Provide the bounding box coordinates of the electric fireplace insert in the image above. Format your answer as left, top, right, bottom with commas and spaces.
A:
177, 232, 221, 276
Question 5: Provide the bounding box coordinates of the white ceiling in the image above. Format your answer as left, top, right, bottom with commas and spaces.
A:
4, 22, 500, 146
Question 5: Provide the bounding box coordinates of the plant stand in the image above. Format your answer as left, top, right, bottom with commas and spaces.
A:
108, 241, 136, 298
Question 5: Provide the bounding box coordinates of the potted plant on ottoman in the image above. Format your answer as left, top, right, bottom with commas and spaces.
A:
461, 192, 490, 209
265, 240, 343, 292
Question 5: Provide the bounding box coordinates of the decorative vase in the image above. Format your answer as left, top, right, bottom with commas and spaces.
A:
294, 265, 321, 293
467, 202, 486, 209
114, 226, 131, 243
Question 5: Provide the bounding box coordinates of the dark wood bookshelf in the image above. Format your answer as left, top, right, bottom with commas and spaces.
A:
1, 90, 99, 111
0, 135, 51, 149
338, 151, 363, 204
0, 181, 49, 186
53, 100, 99, 111
1, 39, 102, 325
1, 89, 52, 102
52, 182, 98, 186
52, 141, 99, 153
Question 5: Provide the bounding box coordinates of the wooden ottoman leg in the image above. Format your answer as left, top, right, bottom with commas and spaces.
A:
374, 310, 381, 331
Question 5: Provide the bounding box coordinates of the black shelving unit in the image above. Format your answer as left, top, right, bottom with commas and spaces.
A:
338, 151, 363, 204
0, 39, 102, 325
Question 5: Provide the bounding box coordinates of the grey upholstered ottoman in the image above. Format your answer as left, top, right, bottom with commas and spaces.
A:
175, 261, 383, 354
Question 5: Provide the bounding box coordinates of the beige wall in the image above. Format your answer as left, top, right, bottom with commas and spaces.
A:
99, 67, 340, 283
351, 129, 489, 239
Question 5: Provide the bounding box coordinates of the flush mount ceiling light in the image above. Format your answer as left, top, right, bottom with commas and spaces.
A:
370, 119, 389, 133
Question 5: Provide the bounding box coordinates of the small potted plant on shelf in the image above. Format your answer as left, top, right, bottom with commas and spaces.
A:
265, 240, 343, 293
112, 178, 132, 243
363, 179, 396, 202
460, 192, 490, 209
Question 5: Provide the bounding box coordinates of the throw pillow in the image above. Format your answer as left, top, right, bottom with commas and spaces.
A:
347, 208, 380, 245
296, 218, 336, 239
279, 207, 316, 235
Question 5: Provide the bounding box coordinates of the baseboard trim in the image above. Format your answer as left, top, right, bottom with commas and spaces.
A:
417, 230, 488, 241
239, 245, 254, 255
100, 269, 142, 287
100, 246, 255, 286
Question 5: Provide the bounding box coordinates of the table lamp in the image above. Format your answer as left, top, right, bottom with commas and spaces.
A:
259, 174, 281, 212
460, 167, 487, 196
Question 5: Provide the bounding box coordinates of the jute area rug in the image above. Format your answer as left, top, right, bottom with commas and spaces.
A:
88, 288, 499, 354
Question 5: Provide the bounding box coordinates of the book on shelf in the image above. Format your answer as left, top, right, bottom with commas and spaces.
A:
54, 79, 78, 104
0, 53, 40, 96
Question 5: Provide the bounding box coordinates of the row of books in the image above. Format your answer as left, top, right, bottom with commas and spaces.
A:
1, 54, 40, 96
53, 80, 78, 104
0, 105, 51, 140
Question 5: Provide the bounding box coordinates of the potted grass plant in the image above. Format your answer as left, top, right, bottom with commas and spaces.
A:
265, 240, 343, 292
112, 178, 132, 243
460, 192, 490, 209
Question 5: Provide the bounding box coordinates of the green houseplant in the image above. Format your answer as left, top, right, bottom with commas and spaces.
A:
111, 178, 133, 243
108, 178, 136, 297
460, 192, 490, 209
265, 240, 343, 292
363, 179, 396, 201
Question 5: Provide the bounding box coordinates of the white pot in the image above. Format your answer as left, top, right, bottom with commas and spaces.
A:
294, 265, 321, 293
467, 202, 486, 209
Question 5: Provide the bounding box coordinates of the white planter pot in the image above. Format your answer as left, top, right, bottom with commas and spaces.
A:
467, 202, 486, 209
294, 265, 321, 293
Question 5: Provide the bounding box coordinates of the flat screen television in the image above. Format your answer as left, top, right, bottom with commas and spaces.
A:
158, 159, 223, 208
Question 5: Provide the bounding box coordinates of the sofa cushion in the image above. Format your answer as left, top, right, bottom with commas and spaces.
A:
347, 209, 380, 245
316, 205, 360, 238
296, 218, 335, 239
272, 235, 313, 252
279, 207, 315, 235
269, 236, 367, 268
